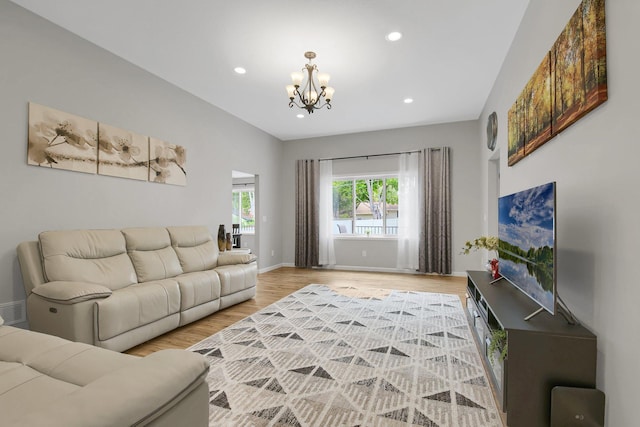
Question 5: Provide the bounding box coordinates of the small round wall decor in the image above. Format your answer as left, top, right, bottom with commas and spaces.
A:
486, 111, 498, 151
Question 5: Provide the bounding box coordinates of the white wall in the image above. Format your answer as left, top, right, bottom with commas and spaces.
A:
0, 1, 283, 320
282, 122, 484, 274
479, 0, 639, 424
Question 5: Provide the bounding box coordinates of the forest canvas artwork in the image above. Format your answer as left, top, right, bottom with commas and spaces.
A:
28, 103, 98, 174
508, 55, 552, 166
508, 0, 607, 166
98, 123, 149, 181
551, 0, 607, 134
149, 137, 187, 186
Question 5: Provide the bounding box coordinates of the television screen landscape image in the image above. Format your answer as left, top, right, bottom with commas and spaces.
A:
498, 182, 556, 314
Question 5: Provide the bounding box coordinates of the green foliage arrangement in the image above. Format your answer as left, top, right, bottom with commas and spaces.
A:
460, 236, 499, 257
488, 329, 508, 363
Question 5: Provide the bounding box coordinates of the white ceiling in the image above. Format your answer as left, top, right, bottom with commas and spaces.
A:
12, 0, 530, 141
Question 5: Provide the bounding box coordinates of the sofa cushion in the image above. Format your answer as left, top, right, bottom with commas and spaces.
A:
218, 252, 257, 266
0, 361, 80, 422
6, 349, 208, 427
95, 280, 181, 341
31, 281, 112, 304
39, 230, 137, 291
175, 270, 221, 311
215, 263, 257, 296
167, 226, 218, 273
122, 227, 183, 282
0, 326, 136, 386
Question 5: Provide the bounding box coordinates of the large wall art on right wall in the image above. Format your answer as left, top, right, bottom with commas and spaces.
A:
508, 0, 607, 167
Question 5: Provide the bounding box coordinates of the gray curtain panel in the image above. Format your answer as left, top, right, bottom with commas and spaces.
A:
418, 147, 451, 274
295, 159, 320, 267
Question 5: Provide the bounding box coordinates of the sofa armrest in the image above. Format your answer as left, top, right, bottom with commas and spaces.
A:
9, 349, 209, 427
32, 281, 112, 304
217, 252, 257, 266
17, 240, 46, 295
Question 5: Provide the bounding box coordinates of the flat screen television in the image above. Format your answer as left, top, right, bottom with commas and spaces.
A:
498, 182, 556, 316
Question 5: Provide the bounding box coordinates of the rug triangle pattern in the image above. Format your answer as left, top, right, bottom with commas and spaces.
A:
190, 284, 501, 426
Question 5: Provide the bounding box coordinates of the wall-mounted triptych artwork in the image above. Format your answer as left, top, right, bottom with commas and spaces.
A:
508, 0, 607, 166
28, 103, 98, 174
27, 103, 187, 186
149, 138, 187, 186
97, 123, 149, 181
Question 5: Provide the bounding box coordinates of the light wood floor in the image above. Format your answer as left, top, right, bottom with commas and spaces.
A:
126, 267, 466, 357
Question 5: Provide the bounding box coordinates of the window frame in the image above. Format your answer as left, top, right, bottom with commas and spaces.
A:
232, 187, 255, 235
332, 174, 398, 239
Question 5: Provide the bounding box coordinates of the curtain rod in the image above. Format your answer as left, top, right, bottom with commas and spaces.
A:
319, 148, 439, 162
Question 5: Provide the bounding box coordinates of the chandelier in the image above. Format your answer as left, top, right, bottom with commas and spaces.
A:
286, 51, 335, 114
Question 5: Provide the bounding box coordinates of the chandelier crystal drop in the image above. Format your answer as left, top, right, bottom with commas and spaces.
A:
286, 51, 335, 114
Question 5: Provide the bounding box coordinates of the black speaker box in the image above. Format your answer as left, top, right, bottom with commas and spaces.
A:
550, 386, 605, 427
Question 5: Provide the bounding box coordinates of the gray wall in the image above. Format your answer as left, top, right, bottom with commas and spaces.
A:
282, 121, 484, 274
479, 0, 638, 424
0, 1, 283, 319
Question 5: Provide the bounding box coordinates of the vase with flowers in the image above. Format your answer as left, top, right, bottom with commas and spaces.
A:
461, 236, 500, 279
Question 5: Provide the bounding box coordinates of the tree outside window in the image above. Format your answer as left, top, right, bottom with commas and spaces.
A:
332, 177, 398, 236
232, 189, 255, 233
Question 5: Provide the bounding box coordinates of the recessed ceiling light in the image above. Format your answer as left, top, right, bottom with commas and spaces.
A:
234, 67, 246, 74
404, 98, 414, 104
296, 114, 305, 119
386, 31, 402, 42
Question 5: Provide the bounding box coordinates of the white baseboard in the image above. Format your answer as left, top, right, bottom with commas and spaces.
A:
323, 265, 467, 277
258, 263, 286, 274
259, 263, 467, 277
327, 265, 414, 274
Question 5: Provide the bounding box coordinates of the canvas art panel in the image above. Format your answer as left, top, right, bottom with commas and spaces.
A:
508, 54, 553, 167
28, 102, 98, 174
551, 0, 607, 134
523, 54, 553, 156
507, 0, 607, 166
507, 96, 525, 166
149, 137, 187, 186
97, 123, 149, 181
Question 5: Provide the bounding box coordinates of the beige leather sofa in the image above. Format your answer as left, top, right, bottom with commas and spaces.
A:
0, 315, 209, 426
17, 225, 257, 352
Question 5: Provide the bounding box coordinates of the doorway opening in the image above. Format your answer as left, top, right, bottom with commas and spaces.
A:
232, 170, 259, 258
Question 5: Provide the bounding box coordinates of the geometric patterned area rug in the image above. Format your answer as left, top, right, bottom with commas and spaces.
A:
188, 284, 502, 427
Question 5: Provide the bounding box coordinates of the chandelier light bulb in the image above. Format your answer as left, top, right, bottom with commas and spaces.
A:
291, 72, 303, 87
318, 73, 330, 87
286, 85, 296, 99
306, 90, 318, 104
324, 87, 335, 102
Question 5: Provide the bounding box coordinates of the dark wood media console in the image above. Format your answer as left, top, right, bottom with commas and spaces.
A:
465, 270, 597, 427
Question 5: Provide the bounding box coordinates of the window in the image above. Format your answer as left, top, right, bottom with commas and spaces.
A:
332, 176, 398, 236
232, 188, 255, 234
